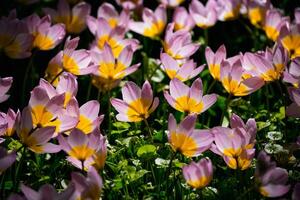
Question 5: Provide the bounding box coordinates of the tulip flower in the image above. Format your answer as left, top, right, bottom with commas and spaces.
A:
71, 166, 103, 200
242, 47, 288, 82
115, 0, 143, 10
279, 24, 300, 59
0, 77, 13, 103
172, 7, 195, 31
286, 87, 300, 117
91, 43, 140, 92
163, 23, 200, 60
160, 53, 204, 82
0, 147, 16, 174
25, 14, 65, 50
129, 5, 167, 39
220, 58, 264, 96
0, 109, 19, 137
29, 85, 78, 134
164, 78, 217, 115
182, 158, 213, 189
20, 183, 75, 200
44, 52, 64, 86
189, 0, 218, 29
16, 107, 61, 153
39, 72, 78, 107
87, 18, 139, 58
0, 16, 33, 59
75, 100, 104, 134
283, 58, 300, 87
167, 114, 213, 157
43, 0, 91, 34
247, 0, 270, 27
205, 45, 227, 81
160, 0, 184, 7
58, 129, 104, 169
264, 9, 289, 42
211, 113, 257, 170
111, 81, 159, 122
215, 0, 241, 21
62, 37, 98, 75
87, 3, 129, 31
255, 151, 290, 198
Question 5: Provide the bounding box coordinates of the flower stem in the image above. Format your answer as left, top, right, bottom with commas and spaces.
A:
14, 147, 25, 191
165, 151, 177, 191
143, 118, 153, 140
50, 69, 64, 84
108, 90, 112, 135
220, 94, 232, 125
21, 51, 36, 106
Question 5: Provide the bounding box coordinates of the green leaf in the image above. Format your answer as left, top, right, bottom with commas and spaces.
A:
137, 145, 157, 159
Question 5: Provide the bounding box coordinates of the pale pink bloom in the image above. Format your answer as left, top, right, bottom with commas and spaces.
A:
0, 17, 33, 59
295, 8, 300, 24
182, 158, 213, 189
168, 114, 213, 157
115, 0, 143, 10
0, 147, 16, 174
20, 183, 75, 200
205, 44, 227, 81
160, 0, 184, 7
283, 58, 300, 87
164, 78, 217, 114
0, 109, 19, 137
215, 0, 242, 21
62, 37, 97, 75
87, 3, 129, 31
129, 5, 167, 39
44, 51, 64, 86
163, 23, 200, 60
16, 107, 61, 153
91, 43, 140, 92
189, 0, 218, 29
25, 14, 65, 50
241, 46, 288, 82
58, 129, 105, 170
29, 84, 78, 134
264, 9, 289, 41
71, 166, 103, 199
279, 23, 300, 59
87, 18, 139, 58
43, 0, 91, 34
160, 53, 204, 82
211, 113, 256, 170
38, 72, 78, 106
172, 7, 195, 31
255, 151, 290, 198
0, 77, 13, 103
220, 57, 264, 96
246, 0, 271, 27
111, 81, 159, 122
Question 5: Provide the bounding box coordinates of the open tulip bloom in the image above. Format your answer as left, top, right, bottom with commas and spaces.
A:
279, 24, 300, 59
43, 0, 91, 34
164, 78, 217, 115
129, 4, 167, 39
205, 45, 227, 81
115, 0, 143, 10
172, 7, 195, 31
211, 113, 256, 170
283, 58, 300, 87
160, 53, 204, 82
255, 151, 290, 198
0, 108, 19, 137
91, 43, 140, 91
264, 9, 289, 42
182, 158, 213, 189
167, 114, 213, 157
111, 81, 159, 122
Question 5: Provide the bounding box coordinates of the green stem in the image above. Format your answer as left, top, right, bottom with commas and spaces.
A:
97, 90, 102, 102
198, 188, 203, 200
14, 147, 25, 191
206, 79, 217, 94
204, 29, 209, 46
86, 78, 92, 101
149, 161, 157, 184
143, 118, 153, 140
220, 94, 232, 125
108, 91, 112, 135
165, 151, 177, 191
50, 69, 64, 84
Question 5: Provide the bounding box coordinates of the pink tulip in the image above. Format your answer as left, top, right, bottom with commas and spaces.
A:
215, 0, 242, 21
43, 0, 91, 34
129, 5, 167, 39
182, 158, 213, 189
0, 77, 13, 103
111, 81, 159, 122
0, 147, 16, 174
283, 58, 300, 87
246, 0, 271, 27
168, 114, 213, 157
172, 7, 195, 31
115, 0, 143, 10
279, 24, 300, 59
286, 87, 300, 117
160, 0, 184, 7
164, 78, 217, 114
205, 44, 227, 81
264, 9, 289, 41
0, 109, 19, 137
